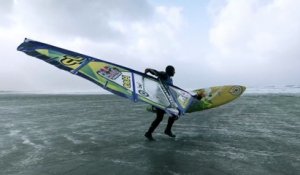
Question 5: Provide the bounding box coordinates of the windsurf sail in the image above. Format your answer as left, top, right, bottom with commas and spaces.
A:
17, 38, 194, 115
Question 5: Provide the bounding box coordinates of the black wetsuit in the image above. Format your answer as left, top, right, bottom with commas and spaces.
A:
145, 69, 177, 139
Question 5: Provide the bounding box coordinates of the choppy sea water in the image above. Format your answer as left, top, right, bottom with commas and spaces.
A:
0, 93, 299, 175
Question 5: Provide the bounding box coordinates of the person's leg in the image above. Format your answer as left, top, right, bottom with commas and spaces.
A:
164, 115, 178, 137
145, 109, 165, 140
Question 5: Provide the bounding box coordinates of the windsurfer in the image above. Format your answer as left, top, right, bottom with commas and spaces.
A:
144, 65, 178, 141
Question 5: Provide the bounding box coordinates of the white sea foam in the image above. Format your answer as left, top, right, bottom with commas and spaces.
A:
63, 134, 83, 144
4, 123, 14, 128
21, 136, 43, 149
0, 145, 17, 158
9, 130, 21, 136
245, 85, 300, 94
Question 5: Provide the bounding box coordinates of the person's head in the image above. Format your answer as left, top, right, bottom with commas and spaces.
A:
165, 65, 175, 77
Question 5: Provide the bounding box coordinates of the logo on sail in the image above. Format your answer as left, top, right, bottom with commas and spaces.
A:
60, 56, 84, 66
97, 65, 122, 80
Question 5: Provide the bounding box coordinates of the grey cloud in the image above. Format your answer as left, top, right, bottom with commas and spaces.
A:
0, 0, 14, 26
15, 0, 153, 41
208, 0, 300, 86
0, 0, 13, 14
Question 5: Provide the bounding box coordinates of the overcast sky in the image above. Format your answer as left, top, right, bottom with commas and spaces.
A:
1, 0, 299, 92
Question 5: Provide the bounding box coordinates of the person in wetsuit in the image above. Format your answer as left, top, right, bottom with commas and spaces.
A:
144, 65, 178, 141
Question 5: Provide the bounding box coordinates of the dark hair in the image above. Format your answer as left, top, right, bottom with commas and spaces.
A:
166, 65, 175, 76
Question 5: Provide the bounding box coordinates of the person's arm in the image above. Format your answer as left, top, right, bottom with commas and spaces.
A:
192, 91, 205, 100
145, 68, 160, 77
